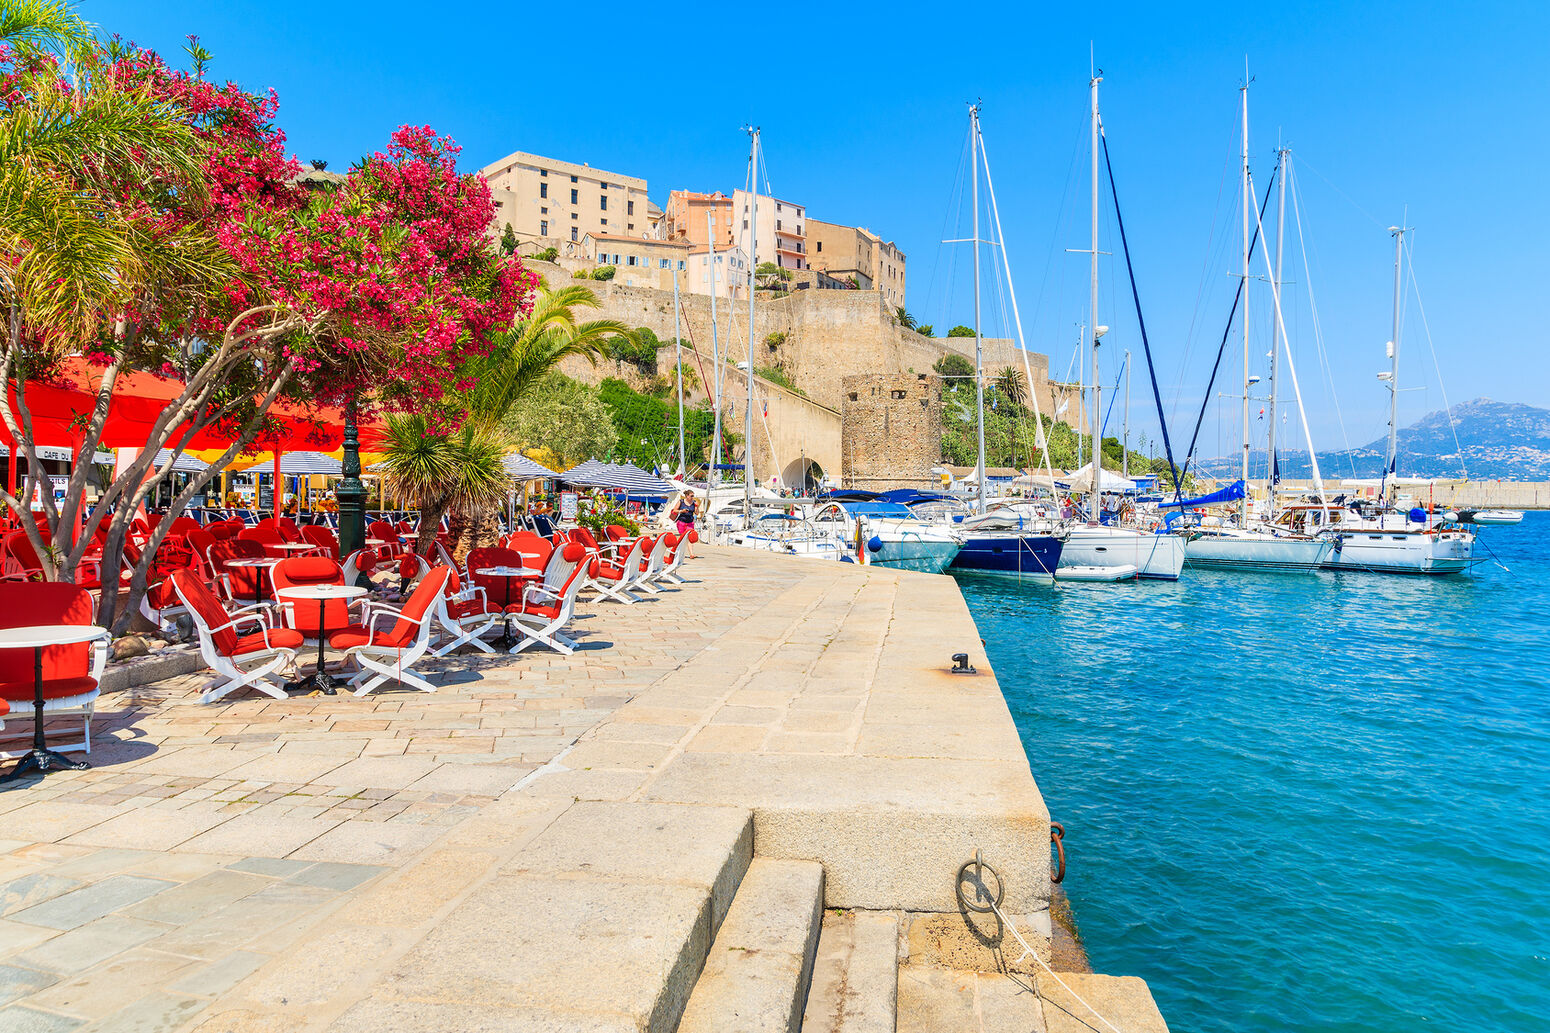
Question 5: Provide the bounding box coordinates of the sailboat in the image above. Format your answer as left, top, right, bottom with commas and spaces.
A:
1054, 71, 1185, 581
1181, 87, 1332, 573
1272, 225, 1476, 574
939, 103, 1064, 580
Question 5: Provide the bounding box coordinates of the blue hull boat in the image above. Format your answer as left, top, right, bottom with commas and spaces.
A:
949, 533, 1064, 579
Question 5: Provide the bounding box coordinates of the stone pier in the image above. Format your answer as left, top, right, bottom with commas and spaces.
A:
0, 547, 1166, 1032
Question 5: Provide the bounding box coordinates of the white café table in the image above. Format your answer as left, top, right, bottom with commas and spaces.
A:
0, 624, 109, 781
275, 584, 367, 695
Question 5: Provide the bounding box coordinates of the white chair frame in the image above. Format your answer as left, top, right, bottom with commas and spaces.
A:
172, 580, 297, 704
334, 590, 442, 696
0, 637, 107, 758
591, 537, 649, 605
432, 582, 500, 657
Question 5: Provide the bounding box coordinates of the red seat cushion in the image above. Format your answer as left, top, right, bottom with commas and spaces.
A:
330, 624, 414, 651
232, 628, 304, 655
597, 562, 625, 580
507, 601, 560, 620
0, 697, 8, 716
0, 676, 99, 703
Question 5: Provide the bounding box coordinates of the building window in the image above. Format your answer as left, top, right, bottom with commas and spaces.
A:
600, 195, 607, 211
601, 219, 608, 226
743, 220, 749, 229
628, 200, 635, 216
540, 220, 548, 235
627, 223, 634, 231
570, 174, 578, 182
659, 258, 668, 269
816, 241, 822, 253
570, 188, 578, 204
571, 227, 578, 242
627, 256, 636, 266
776, 220, 781, 230
540, 182, 548, 199
571, 212, 578, 220
540, 169, 547, 177
541, 206, 548, 214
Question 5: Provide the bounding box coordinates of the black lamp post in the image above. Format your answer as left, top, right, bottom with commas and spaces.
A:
337, 396, 367, 570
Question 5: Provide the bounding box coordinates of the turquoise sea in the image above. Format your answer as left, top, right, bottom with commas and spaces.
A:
955, 512, 1549, 1033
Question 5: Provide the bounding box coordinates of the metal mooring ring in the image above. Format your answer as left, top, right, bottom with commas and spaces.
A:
955, 848, 1005, 914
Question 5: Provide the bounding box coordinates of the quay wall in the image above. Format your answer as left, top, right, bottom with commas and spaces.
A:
1272, 478, 1550, 510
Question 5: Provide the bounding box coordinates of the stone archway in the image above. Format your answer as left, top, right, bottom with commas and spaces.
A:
781, 457, 825, 495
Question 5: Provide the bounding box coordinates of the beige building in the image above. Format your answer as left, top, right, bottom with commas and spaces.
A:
662, 190, 735, 247
807, 219, 907, 308
685, 242, 750, 301
582, 234, 689, 292
480, 151, 651, 248
732, 189, 807, 272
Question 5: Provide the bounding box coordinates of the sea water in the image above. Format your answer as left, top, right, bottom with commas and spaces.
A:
955, 512, 1549, 1033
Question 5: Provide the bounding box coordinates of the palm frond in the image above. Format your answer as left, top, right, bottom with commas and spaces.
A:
0, 0, 95, 60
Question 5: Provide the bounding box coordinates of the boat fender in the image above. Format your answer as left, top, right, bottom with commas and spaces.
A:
839, 555, 855, 564
867, 535, 884, 553
1409, 507, 1427, 524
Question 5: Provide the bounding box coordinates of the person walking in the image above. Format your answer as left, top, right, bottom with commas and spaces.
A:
671, 490, 699, 558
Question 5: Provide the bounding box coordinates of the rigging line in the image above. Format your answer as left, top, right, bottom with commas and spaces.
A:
1293, 153, 1385, 229
1403, 233, 1468, 480
1026, 107, 1091, 353
1176, 166, 1277, 488
1177, 106, 1244, 403
1288, 160, 1358, 475
1098, 122, 1183, 496
925, 127, 973, 335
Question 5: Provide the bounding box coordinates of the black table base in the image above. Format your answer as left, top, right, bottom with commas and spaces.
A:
1, 646, 90, 783
286, 607, 339, 696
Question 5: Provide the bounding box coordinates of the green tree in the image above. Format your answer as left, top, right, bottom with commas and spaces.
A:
598, 377, 717, 473
499, 223, 517, 255
994, 366, 1027, 410
947, 325, 975, 338
915, 324, 934, 338
932, 353, 975, 380
503, 373, 618, 468
755, 261, 791, 290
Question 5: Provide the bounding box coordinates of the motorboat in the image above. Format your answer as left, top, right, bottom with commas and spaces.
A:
1055, 564, 1138, 582
1059, 523, 1186, 581
810, 499, 960, 574
728, 506, 850, 562
1458, 509, 1523, 526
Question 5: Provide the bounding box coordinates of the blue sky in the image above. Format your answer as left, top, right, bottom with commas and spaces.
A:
86, 1, 1547, 460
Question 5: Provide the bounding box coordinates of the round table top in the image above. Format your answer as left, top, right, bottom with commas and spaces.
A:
0, 624, 110, 649
365, 538, 389, 546
275, 542, 317, 551
225, 557, 281, 568
276, 584, 368, 601
475, 566, 540, 578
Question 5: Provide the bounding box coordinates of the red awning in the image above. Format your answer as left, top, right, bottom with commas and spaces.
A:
5, 359, 386, 455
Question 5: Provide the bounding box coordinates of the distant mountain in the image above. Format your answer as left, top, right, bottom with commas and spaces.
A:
1195, 398, 1550, 481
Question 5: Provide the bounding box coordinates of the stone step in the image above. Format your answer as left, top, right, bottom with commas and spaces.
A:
897, 966, 1170, 1033
676, 858, 826, 1033
326, 801, 754, 1033
799, 909, 898, 1033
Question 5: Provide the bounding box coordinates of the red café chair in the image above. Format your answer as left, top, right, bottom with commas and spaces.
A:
137, 537, 204, 637
185, 528, 219, 576
465, 546, 530, 612
238, 525, 287, 559
170, 570, 302, 703
507, 543, 591, 655
368, 520, 407, 559
206, 521, 240, 541
0, 582, 107, 755
431, 567, 501, 657
507, 533, 553, 574
329, 567, 451, 696
271, 557, 357, 657
275, 518, 304, 543
208, 539, 274, 604
3, 530, 101, 588
300, 525, 339, 560
167, 516, 202, 537
592, 536, 652, 605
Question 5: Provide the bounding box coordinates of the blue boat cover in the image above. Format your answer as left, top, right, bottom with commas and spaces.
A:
879, 489, 956, 506
1155, 479, 1246, 509
818, 489, 880, 502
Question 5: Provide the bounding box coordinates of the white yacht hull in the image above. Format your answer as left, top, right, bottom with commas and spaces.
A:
1059, 527, 1185, 580
1184, 533, 1334, 572
1321, 529, 1473, 575
867, 538, 961, 574
732, 533, 848, 562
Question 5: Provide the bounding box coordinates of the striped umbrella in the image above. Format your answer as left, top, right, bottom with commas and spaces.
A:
503, 453, 558, 480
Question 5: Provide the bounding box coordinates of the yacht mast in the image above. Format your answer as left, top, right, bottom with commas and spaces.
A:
1122, 349, 1130, 481
707, 214, 722, 533
1267, 144, 1287, 519
673, 274, 685, 476
1076, 323, 1085, 468
1088, 72, 1103, 523
970, 104, 987, 515
1383, 224, 1405, 506
744, 127, 759, 526
1238, 77, 1251, 526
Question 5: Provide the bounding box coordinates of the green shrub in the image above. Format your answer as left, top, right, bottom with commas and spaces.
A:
592, 264, 616, 281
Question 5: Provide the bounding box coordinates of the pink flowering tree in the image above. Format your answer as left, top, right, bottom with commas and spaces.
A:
0, 34, 533, 631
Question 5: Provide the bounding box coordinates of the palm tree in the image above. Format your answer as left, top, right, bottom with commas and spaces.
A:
994, 366, 1028, 409
895, 306, 917, 331
380, 280, 634, 559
